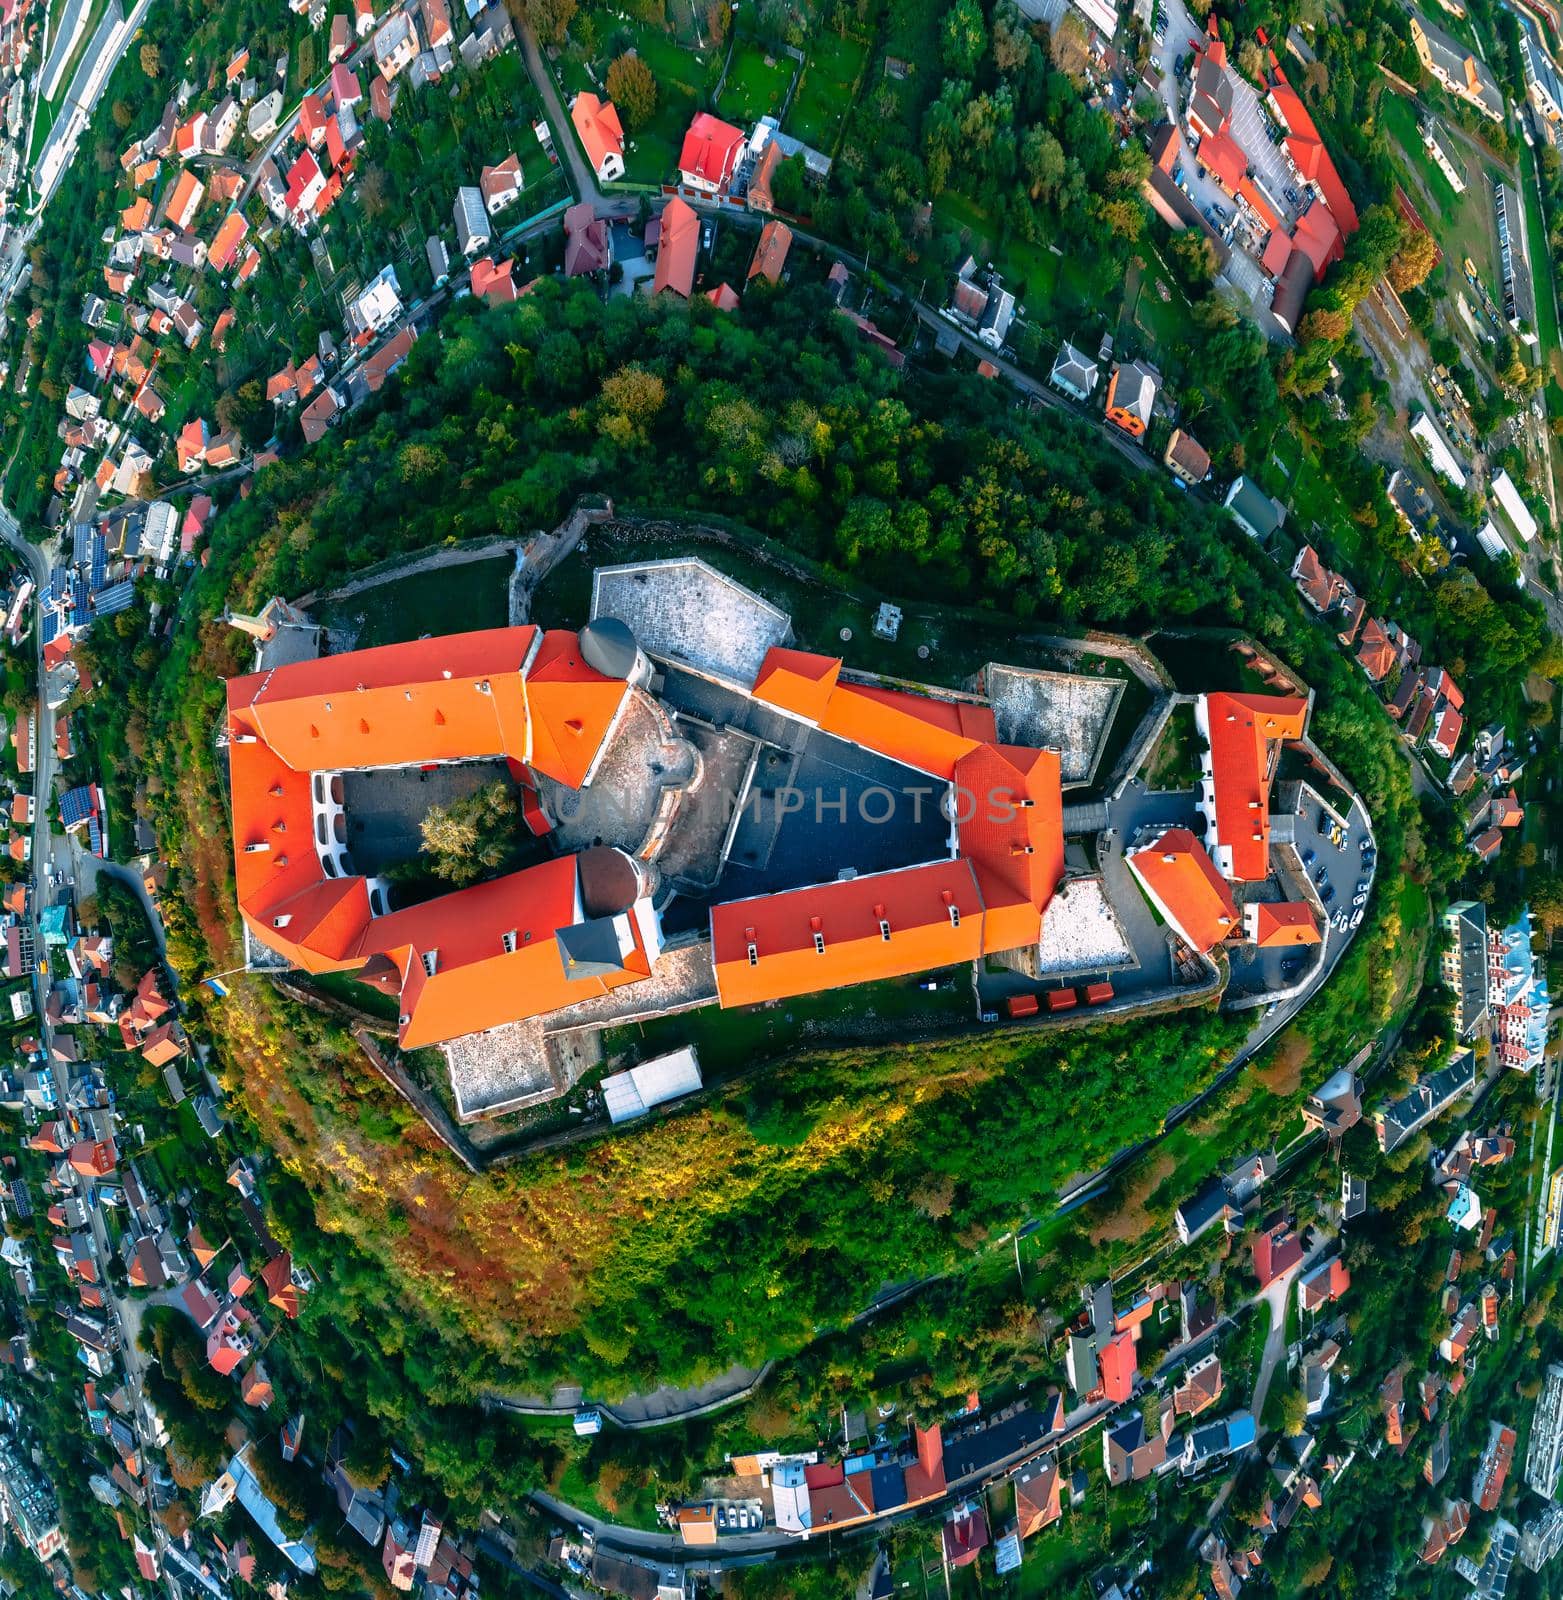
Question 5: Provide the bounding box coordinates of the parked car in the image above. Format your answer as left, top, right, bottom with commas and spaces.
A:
1323, 885, 1336, 903
1302, 848, 1316, 865
1351, 909, 1364, 928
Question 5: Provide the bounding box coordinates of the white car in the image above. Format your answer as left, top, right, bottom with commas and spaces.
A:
1350, 909, 1363, 928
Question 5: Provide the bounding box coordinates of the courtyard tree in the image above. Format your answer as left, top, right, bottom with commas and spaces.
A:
419, 781, 520, 885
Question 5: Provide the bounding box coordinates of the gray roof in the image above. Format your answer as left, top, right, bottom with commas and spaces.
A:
1224, 476, 1286, 539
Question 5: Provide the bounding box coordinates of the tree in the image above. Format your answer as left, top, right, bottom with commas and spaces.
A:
526, 0, 576, 46
769, 154, 807, 214
991, 0, 1032, 74
418, 781, 520, 885
139, 42, 161, 78
606, 53, 657, 131
1049, 12, 1091, 79
941, 0, 986, 76
1019, 126, 1064, 201
110, 100, 133, 130
1387, 227, 1438, 293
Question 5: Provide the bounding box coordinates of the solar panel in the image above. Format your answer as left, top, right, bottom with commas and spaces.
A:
39, 611, 57, 646
89, 545, 107, 595
71, 524, 91, 564
87, 817, 103, 858
92, 582, 135, 618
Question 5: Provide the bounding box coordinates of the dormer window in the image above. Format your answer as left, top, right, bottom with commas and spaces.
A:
501, 931, 517, 954
420, 950, 438, 977
747, 942, 758, 966
813, 931, 826, 955
948, 905, 961, 928
879, 919, 891, 942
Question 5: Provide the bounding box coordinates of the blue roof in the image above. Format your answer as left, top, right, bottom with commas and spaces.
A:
89, 544, 107, 595
71, 524, 92, 565
92, 582, 136, 619
60, 787, 98, 828
39, 611, 57, 646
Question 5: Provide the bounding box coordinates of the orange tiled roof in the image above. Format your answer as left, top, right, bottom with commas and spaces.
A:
711, 860, 985, 1009
653, 196, 699, 298
954, 743, 1064, 954
1127, 826, 1238, 953
1248, 900, 1320, 947
1200, 691, 1308, 881
571, 92, 623, 174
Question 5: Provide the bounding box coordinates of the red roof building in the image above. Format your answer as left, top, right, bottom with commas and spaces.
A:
1195, 692, 1309, 882
1126, 826, 1238, 953
677, 112, 745, 192
1097, 1330, 1138, 1404
652, 196, 700, 298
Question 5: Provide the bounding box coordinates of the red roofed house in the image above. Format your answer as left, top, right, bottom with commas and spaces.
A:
330, 62, 362, 109
1195, 692, 1309, 881
284, 151, 327, 221
942, 1504, 989, 1569
1014, 1458, 1061, 1538
571, 91, 625, 182
207, 1308, 250, 1375
208, 211, 249, 273
1298, 1255, 1350, 1313
747, 219, 792, 286
480, 155, 523, 216
652, 196, 700, 298
1097, 1330, 1137, 1404
165, 170, 205, 231
677, 111, 745, 193
470, 256, 518, 304
1253, 1218, 1305, 1288
1125, 826, 1238, 954
297, 94, 329, 149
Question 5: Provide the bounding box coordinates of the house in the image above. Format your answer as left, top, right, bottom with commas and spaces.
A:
942, 1503, 988, 1568
470, 256, 518, 304
208, 211, 249, 274
330, 13, 352, 60
165, 170, 204, 231
1104, 1410, 1169, 1486
248, 90, 283, 142
571, 92, 624, 182
563, 203, 610, 276
1290, 545, 1348, 614
297, 94, 329, 149
1163, 429, 1210, 486
1297, 1255, 1350, 1313
421, 0, 453, 48
301, 387, 342, 444
373, 11, 418, 79
284, 151, 327, 221
747, 220, 792, 286
652, 197, 700, 299
1176, 1180, 1236, 1244
1474, 1422, 1517, 1510
1181, 1410, 1256, 1474
453, 186, 489, 256
1104, 360, 1157, 438
1013, 1457, 1060, 1538
1439, 1302, 1479, 1363
1173, 1353, 1224, 1417
1224, 476, 1286, 540
1302, 1068, 1362, 1135
1253, 1218, 1305, 1288
426, 234, 452, 288
678, 112, 745, 192
1049, 340, 1099, 402
479, 155, 523, 216
1193, 691, 1307, 883
1410, 11, 1504, 119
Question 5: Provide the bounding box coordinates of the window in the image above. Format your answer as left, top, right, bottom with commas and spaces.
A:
501, 931, 517, 954
420, 950, 438, 977
813, 932, 826, 955
948, 905, 961, 928
879, 919, 891, 942
747, 942, 758, 967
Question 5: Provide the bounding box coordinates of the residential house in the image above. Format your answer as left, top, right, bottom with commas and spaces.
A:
571, 92, 624, 182
373, 12, 418, 80
479, 154, 523, 216
652, 197, 699, 299
1163, 428, 1210, 486
1410, 12, 1504, 119
563, 203, 610, 276
1049, 340, 1099, 403
453, 186, 489, 256
1224, 475, 1286, 541
677, 112, 745, 192
1104, 360, 1157, 438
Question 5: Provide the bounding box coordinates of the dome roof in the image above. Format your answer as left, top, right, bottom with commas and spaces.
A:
577, 844, 641, 917
579, 616, 640, 680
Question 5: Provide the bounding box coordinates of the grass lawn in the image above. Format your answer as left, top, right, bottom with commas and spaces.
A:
786, 30, 868, 154
564, 14, 720, 184
1522, 156, 1562, 381
1380, 92, 1503, 298
717, 37, 793, 125
315, 554, 511, 648
930, 190, 1116, 319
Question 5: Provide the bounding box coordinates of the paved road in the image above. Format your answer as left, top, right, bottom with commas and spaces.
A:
519, 17, 602, 209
